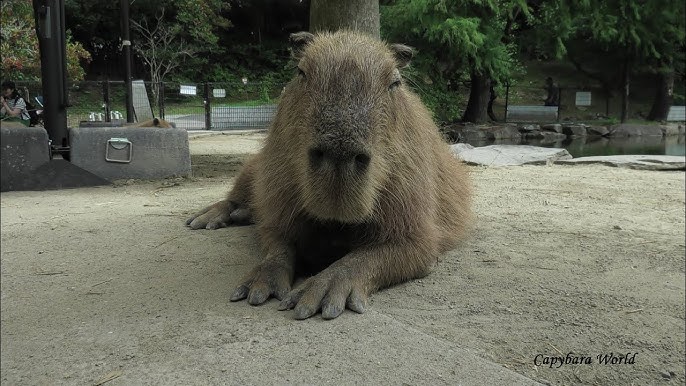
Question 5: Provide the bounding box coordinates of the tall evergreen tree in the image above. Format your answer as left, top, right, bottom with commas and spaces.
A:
382, 0, 530, 123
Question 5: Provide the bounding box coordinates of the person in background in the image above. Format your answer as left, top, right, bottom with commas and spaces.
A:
544, 77, 560, 106
1, 81, 31, 126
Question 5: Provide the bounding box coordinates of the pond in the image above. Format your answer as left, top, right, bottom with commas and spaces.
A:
467, 135, 685, 158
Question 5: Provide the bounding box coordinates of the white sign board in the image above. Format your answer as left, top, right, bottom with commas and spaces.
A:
666, 106, 685, 121
212, 88, 226, 98
575, 91, 592, 106
180, 84, 197, 96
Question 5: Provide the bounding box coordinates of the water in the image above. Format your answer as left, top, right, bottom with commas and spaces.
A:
468, 135, 685, 158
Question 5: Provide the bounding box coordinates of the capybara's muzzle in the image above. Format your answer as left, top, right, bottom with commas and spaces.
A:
308, 145, 371, 174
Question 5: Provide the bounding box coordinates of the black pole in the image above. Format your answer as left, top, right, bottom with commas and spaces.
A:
557, 87, 562, 122
121, 0, 134, 123
504, 83, 510, 123
33, 0, 69, 150
159, 82, 165, 119
103, 80, 111, 122
204, 82, 211, 130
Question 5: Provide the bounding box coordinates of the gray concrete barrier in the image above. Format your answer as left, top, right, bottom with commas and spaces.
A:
70, 126, 191, 181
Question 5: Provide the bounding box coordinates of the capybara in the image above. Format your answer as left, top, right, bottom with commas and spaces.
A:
186, 30, 472, 320
129, 117, 174, 128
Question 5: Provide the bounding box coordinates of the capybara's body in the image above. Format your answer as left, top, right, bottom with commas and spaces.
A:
187, 30, 472, 320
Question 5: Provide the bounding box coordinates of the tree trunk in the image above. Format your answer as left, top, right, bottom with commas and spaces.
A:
462, 72, 491, 124
620, 58, 631, 123
647, 70, 674, 121
309, 0, 380, 38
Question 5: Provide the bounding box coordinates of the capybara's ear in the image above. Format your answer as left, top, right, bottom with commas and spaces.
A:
153, 117, 160, 126
390, 43, 415, 69
290, 31, 315, 59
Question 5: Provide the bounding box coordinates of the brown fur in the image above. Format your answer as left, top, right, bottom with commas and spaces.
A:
128, 118, 174, 128
186, 30, 472, 320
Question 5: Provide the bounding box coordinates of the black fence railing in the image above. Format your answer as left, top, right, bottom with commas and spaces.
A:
11, 80, 685, 129
13, 80, 286, 130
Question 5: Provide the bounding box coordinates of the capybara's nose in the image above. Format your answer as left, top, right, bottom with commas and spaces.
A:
309, 146, 370, 172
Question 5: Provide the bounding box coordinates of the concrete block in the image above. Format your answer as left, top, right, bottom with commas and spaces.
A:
70, 126, 191, 181
1, 126, 51, 191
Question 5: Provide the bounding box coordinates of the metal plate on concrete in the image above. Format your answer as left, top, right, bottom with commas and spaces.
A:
70, 126, 191, 181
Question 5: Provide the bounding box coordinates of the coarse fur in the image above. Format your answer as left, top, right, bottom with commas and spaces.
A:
186, 30, 472, 320
128, 117, 174, 128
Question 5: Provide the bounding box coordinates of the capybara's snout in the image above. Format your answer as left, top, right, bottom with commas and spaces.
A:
308, 145, 371, 173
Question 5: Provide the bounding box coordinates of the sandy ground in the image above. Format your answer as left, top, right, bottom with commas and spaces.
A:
1, 132, 684, 386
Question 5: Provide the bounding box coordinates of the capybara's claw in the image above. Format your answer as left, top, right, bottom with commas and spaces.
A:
230, 285, 249, 301
284, 266, 367, 320
230, 260, 293, 306
185, 199, 235, 230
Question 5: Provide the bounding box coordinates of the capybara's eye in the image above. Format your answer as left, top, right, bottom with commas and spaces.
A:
389, 80, 401, 90
297, 68, 306, 78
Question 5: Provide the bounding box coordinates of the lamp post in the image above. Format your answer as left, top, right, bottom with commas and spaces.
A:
121, 0, 134, 123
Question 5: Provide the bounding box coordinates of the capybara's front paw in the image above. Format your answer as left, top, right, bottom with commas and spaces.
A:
230, 260, 293, 305
278, 265, 367, 320
186, 199, 253, 230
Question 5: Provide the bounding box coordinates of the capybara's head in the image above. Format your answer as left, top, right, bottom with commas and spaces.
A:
149, 118, 173, 128
132, 118, 174, 128
282, 30, 415, 223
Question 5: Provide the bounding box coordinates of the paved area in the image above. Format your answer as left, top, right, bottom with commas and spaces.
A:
1, 133, 683, 385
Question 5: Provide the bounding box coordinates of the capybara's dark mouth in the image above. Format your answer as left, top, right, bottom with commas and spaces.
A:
303, 174, 376, 223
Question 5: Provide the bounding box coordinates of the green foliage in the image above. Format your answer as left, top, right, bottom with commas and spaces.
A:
382, 0, 529, 83
131, 1, 231, 85
1, 0, 91, 81
64, 0, 231, 83
535, 0, 685, 67
144, 0, 230, 57
381, 0, 530, 122
175, 0, 230, 50
0, 0, 39, 80
400, 54, 466, 123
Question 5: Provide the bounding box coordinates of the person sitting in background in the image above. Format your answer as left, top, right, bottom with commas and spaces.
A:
1, 81, 31, 126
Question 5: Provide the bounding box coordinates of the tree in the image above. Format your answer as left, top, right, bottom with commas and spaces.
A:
129, 0, 231, 103
1, 0, 90, 82
382, 0, 530, 124
534, 0, 685, 122
64, 0, 230, 81
310, 0, 380, 38
131, 8, 196, 106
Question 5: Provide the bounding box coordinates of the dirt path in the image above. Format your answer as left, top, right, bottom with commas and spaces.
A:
1, 133, 684, 385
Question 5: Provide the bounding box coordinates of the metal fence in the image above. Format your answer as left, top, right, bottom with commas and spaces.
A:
12, 80, 685, 129
14, 80, 286, 130
498, 84, 685, 123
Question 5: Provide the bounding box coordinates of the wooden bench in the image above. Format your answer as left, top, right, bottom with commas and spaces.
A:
506, 105, 559, 122
666, 106, 685, 122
